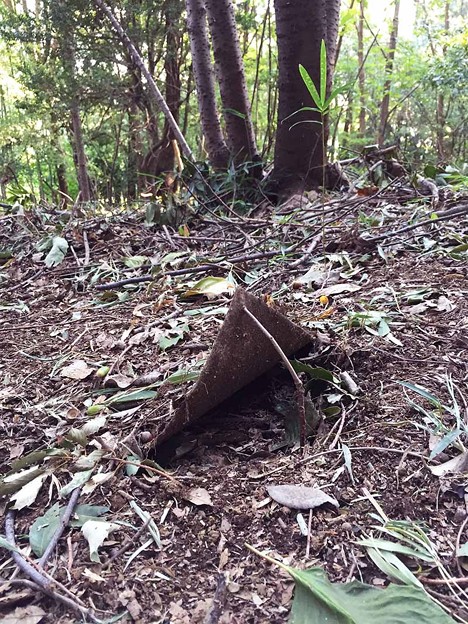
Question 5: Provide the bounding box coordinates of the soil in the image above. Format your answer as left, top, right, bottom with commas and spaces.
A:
0, 191, 467, 623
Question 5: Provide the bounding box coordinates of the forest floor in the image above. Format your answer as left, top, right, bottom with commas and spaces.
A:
0, 184, 467, 624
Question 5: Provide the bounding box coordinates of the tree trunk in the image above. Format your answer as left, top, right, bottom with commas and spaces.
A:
204, 0, 258, 162
70, 98, 92, 202
357, 0, 366, 136
56, 163, 69, 207
377, 0, 400, 147
185, 0, 230, 169
436, 0, 450, 161
93, 0, 193, 161
273, 0, 341, 195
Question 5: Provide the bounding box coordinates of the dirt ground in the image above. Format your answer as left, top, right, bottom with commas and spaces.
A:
0, 190, 467, 623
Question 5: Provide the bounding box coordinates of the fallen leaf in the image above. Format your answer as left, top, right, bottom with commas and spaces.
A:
81, 520, 120, 563
430, 451, 468, 477
436, 295, 455, 312
82, 568, 106, 583
267, 484, 339, 510
105, 373, 133, 388
185, 487, 213, 507
183, 276, 235, 299
0, 605, 46, 624
60, 360, 94, 380
315, 283, 361, 297
11, 474, 48, 511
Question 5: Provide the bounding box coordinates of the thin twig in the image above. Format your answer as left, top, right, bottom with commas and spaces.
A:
82, 229, 90, 266
242, 305, 306, 446
102, 517, 152, 569
203, 573, 227, 624
39, 487, 82, 568
368, 205, 468, 243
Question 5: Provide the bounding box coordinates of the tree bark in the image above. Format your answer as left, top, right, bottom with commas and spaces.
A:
56, 163, 69, 207
436, 0, 450, 161
377, 0, 400, 147
70, 98, 92, 202
204, 0, 258, 162
273, 0, 341, 195
357, 0, 366, 136
185, 0, 230, 169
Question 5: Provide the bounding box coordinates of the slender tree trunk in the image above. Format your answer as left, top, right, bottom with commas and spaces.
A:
93, 0, 193, 161
204, 0, 258, 162
436, 0, 450, 161
325, 0, 341, 86
70, 98, 92, 202
186, 0, 230, 168
377, 0, 400, 147
56, 163, 69, 207
334, 0, 355, 67
273, 0, 341, 195
357, 0, 366, 136
61, 30, 92, 202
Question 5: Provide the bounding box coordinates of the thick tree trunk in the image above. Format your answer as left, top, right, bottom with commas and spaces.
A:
377, 0, 400, 147
204, 0, 258, 162
185, 0, 230, 169
273, 0, 341, 195
70, 98, 92, 202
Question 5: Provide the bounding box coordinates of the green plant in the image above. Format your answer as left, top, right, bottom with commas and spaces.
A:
287, 40, 349, 241
398, 375, 465, 460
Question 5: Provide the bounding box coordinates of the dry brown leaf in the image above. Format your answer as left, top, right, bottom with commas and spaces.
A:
60, 359, 94, 380
267, 484, 339, 510
430, 451, 468, 477
185, 487, 213, 507
0, 605, 46, 624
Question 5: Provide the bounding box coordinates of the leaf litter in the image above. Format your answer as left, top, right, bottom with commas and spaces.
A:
0, 189, 467, 622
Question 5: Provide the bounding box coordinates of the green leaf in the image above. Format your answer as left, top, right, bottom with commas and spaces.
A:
59, 469, 94, 496
108, 389, 157, 404
159, 334, 183, 351
124, 255, 148, 268
325, 84, 351, 108
0, 466, 46, 497
29, 503, 62, 557
397, 381, 442, 408
247, 544, 455, 623
366, 547, 423, 588
182, 276, 235, 298
286, 565, 454, 623
357, 537, 433, 563
165, 369, 200, 384
299, 65, 322, 110
429, 428, 462, 461
0, 536, 20, 554
70, 504, 110, 527
291, 361, 338, 383
320, 39, 327, 106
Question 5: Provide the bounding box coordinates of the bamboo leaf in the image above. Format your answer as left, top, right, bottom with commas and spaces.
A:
299, 64, 321, 109
320, 39, 327, 106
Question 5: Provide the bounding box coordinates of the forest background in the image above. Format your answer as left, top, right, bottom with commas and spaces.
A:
0, 0, 466, 208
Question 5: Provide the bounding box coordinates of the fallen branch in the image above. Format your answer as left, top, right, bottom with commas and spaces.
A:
4, 509, 99, 622
368, 204, 468, 244
39, 487, 82, 568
